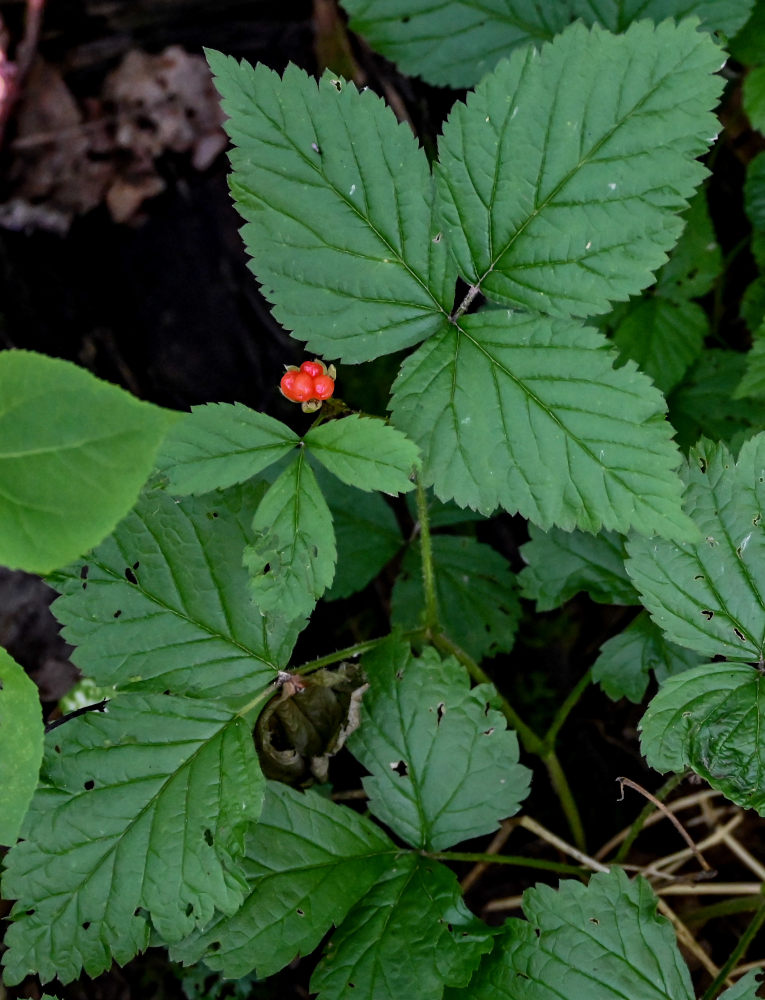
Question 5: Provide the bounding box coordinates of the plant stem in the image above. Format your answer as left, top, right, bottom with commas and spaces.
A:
613, 771, 685, 864
415, 473, 439, 632
295, 629, 425, 675
543, 667, 592, 749
450, 283, 481, 322
426, 851, 584, 877
542, 750, 587, 852
701, 896, 765, 1000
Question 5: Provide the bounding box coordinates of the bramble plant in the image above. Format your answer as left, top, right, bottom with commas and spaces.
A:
4, 2, 765, 998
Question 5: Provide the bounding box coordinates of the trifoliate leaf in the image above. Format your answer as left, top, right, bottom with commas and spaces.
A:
244, 453, 337, 620
654, 191, 721, 302
571, 0, 753, 39
2, 693, 264, 985
592, 611, 703, 703
640, 662, 765, 813
312, 852, 494, 1000
50, 484, 298, 707
0, 648, 43, 846
171, 782, 395, 979
392, 535, 521, 661
348, 641, 531, 850
744, 65, 765, 136
613, 297, 707, 394
0, 351, 179, 574
627, 436, 765, 661
207, 52, 455, 363
391, 311, 694, 539
157, 403, 298, 495
447, 868, 694, 1000
339, 0, 570, 88
519, 524, 637, 610
305, 414, 419, 494
435, 20, 722, 319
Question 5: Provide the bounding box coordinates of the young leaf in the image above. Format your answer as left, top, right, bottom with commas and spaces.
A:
171, 782, 396, 980
244, 453, 337, 620
0, 648, 43, 846
626, 436, 765, 661
206, 52, 454, 363
157, 403, 298, 495
447, 868, 694, 1000
339, 0, 570, 88
311, 852, 493, 1000
571, 0, 754, 39
435, 20, 723, 318
592, 611, 703, 703
519, 524, 637, 610
392, 535, 521, 661
0, 351, 179, 574
391, 311, 694, 539
348, 641, 531, 850
640, 662, 765, 814
305, 414, 419, 494
50, 484, 298, 706
613, 297, 707, 394
2, 693, 264, 985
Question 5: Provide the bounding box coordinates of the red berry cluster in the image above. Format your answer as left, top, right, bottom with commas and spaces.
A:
280, 359, 336, 412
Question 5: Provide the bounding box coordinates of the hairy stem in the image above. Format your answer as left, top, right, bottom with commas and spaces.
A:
296, 629, 426, 675
415, 473, 439, 632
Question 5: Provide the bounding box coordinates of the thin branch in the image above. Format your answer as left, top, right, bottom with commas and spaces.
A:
45, 698, 109, 732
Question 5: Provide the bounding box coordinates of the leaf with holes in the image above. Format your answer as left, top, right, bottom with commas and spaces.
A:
445, 868, 695, 1000
392, 535, 521, 661
391, 310, 694, 539
640, 662, 765, 814
434, 20, 722, 318
1, 692, 263, 985
626, 435, 765, 661
244, 453, 337, 621
157, 403, 299, 496
0, 648, 43, 846
49, 484, 299, 707
348, 640, 531, 851
207, 51, 454, 363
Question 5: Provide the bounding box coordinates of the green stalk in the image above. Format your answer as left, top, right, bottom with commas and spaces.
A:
543, 750, 587, 852
701, 895, 765, 1000
295, 628, 426, 675
426, 851, 584, 877
543, 667, 592, 750
415, 473, 439, 632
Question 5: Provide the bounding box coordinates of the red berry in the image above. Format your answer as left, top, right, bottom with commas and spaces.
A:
312, 374, 335, 400
300, 360, 324, 378
280, 370, 315, 402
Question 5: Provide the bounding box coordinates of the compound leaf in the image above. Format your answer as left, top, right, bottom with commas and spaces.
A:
592, 611, 703, 703
170, 782, 395, 980
448, 868, 694, 1000
0, 351, 178, 574
348, 641, 531, 851
519, 524, 637, 610
392, 535, 521, 661
2, 693, 263, 985
157, 403, 298, 495
207, 52, 454, 363
391, 311, 694, 539
305, 414, 419, 494
311, 852, 493, 1000
0, 648, 43, 846
435, 20, 723, 319
50, 484, 298, 707
244, 453, 337, 620
640, 662, 765, 813
626, 436, 765, 661
339, 0, 570, 88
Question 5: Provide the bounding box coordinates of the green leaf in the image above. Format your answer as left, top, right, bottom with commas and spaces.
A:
244, 453, 337, 620
572, 0, 754, 39
157, 403, 298, 495
0, 351, 179, 574
744, 65, 765, 135
519, 524, 638, 610
640, 662, 765, 813
311, 852, 493, 1000
2, 692, 264, 985
734, 324, 765, 401
305, 414, 419, 494
0, 648, 43, 846
339, 0, 570, 88
392, 535, 521, 661
206, 52, 454, 364
391, 311, 694, 539
435, 20, 722, 318
448, 868, 694, 1000
348, 641, 531, 850
49, 484, 298, 706
626, 436, 765, 661
717, 969, 764, 1000
654, 191, 721, 302
171, 782, 396, 979
742, 277, 765, 333
730, 0, 765, 63
592, 611, 703, 703
613, 297, 707, 394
